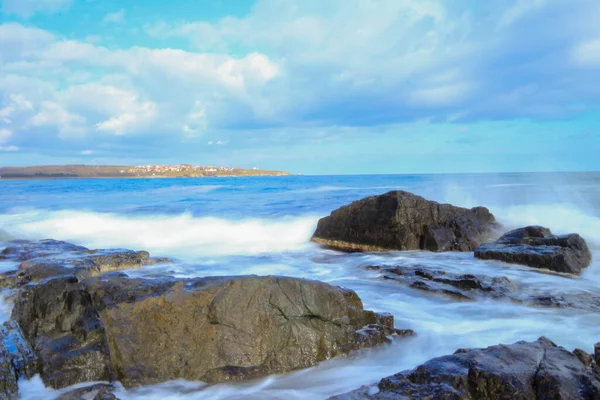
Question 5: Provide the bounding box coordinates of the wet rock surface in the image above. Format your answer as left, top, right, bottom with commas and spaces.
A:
56, 383, 118, 400
0, 320, 39, 399
10, 271, 410, 389
0, 239, 172, 289
332, 337, 600, 399
365, 265, 515, 302
312, 190, 498, 252
475, 226, 592, 274
365, 263, 600, 312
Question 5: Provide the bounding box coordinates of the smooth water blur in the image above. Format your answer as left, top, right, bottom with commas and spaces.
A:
1, 173, 600, 400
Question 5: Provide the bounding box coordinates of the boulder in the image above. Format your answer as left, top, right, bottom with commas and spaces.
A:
312, 191, 498, 252
332, 337, 600, 399
475, 226, 592, 273
12, 273, 411, 389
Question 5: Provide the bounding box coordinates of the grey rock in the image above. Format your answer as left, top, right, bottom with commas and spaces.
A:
56, 383, 118, 400
12, 273, 411, 389
312, 191, 498, 252
475, 226, 592, 273
331, 337, 600, 399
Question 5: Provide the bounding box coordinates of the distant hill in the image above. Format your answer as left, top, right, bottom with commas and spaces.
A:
0, 165, 292, 179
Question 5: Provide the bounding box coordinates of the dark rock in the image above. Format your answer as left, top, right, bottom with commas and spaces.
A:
12, 274, 409, 389
368, 265, 515, 302
56, 383, 118, 400
312, 191, 498, 252
595, 343, 600, 367
475, 226, 592, 273
0, 321, 38, 379
332, 337, 600, 399
0, 355, 18, 400
0, 320, 37, 399
12, 277, 113, 388
0, 240, 89, 262
573, 348, 593, 367
0, 240, 171, 290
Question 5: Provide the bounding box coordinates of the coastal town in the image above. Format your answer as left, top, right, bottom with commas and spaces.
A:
0, 164, 291, 179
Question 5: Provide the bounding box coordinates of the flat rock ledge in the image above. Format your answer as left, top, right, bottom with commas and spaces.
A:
475, 226, 592, 274
0, 239, 172, 289
312, 190, 498, 253
332, 337, 600, 399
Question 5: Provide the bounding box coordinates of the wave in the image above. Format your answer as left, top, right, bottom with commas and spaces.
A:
0, 210, 319, 258
494, 204, 600, 249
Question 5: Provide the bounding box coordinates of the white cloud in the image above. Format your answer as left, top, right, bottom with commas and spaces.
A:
81, 150, 94, 155
498, 0, 548, 28
31, 101, 86, 139
0, 128, 12, 143
1, 0, 73, 18
0, 145, 18, 151
410, 83, 473, 107
102, 9, 126, 25
571, 38, 600, 68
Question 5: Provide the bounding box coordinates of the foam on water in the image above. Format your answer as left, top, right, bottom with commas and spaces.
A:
0, 210, 319, 257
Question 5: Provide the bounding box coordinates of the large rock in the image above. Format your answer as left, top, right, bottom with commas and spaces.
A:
12, 273, 411, 389
475, 226, 592, 274
332, 337, 600, 399
312, 191, 498, 252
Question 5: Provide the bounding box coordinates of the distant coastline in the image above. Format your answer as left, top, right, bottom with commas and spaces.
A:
0, 164, 292, 180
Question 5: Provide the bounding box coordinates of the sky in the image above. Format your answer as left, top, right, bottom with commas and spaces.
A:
0, 0, 599, 175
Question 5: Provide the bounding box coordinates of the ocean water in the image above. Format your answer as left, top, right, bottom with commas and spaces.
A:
0, 172, 599, 399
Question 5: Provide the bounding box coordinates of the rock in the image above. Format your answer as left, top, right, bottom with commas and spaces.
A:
0, 321, 38, 379
573, 348, 593, 367
368, 265, 515, 302
0, 355, 18, 400
475, 226, 592, 273
312, 191, 498, 252
0, 320, 39, 399
0, 240, 171, 289
332, 337, 600, 399
0, 240, 89, 262
595, 343, 600, 367
12, 277, 113, 388
12, 274, 410, 389
56, 383, 118, 400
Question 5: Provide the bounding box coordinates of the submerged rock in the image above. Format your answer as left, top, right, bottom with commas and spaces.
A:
332, 337, 600, 399
475, 226, 592, 273
312, 191, 498, 252
56, 383, 118, 400
12, 273, 411, 389
366, 265, 515, 301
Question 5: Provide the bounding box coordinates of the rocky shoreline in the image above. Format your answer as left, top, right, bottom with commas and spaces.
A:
0, 239, 412, 399
0, 189, 597, 399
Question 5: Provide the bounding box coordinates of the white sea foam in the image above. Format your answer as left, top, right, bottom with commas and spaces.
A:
0, 210, 319, 257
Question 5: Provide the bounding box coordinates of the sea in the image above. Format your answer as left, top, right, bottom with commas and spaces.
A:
0, 172, 599, 399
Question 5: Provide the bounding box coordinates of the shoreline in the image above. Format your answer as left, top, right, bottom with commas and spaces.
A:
0, 174, 293, 181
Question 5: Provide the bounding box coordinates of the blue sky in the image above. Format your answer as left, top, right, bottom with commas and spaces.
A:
0, 0, 599, 174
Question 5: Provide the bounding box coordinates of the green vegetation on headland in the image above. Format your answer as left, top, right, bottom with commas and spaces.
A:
0, 164, 292, 179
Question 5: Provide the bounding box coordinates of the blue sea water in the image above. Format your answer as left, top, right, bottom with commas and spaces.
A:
0, 173, 599, 399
